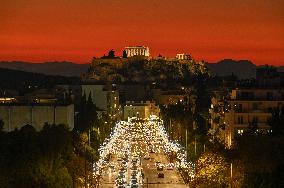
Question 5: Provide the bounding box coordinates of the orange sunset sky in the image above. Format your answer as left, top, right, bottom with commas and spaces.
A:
1, 0, 284, 65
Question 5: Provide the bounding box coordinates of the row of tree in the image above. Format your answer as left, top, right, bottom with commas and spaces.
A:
0, 92, 115, 187
0, 123, 75, 187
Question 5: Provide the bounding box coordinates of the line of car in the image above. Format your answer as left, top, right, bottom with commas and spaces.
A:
115, 155, 141, 188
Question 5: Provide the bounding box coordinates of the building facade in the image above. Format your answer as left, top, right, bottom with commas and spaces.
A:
81, 84, 120, 119
151, 89, 188, 105
256, 66, 284, 87
125, 46, 150, 57
55, 84, 82, 104
123, 101, 160, 120
209, 88, 284, 147
0, 104, 74, 131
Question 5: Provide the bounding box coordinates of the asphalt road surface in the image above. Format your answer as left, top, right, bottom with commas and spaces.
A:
98, 119, 187, 188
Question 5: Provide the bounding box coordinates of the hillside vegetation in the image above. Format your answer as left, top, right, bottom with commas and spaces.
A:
87, 57, 209, 85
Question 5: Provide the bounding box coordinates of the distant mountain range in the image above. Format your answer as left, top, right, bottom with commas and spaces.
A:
0, 61, 89, 77
0, 60, 283, 79
206, 59, 284, 79
0, 67, 80, 91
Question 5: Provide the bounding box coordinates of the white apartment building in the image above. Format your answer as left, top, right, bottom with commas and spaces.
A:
0, 104, 74, 131
81, 84, 120, 118
123, 101, 160, 120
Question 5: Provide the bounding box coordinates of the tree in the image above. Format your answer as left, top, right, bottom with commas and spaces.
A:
75, 93, 98, 132
108, 49, 115, 58
233, 133, 284, 187
0, 119, 4, 132
268, 106, 284, 136
122, 50, 127, 58
0, 124, 74, 188
195, 151, 229, 187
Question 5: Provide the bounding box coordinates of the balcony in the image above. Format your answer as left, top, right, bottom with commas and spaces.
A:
231, 97, 284, 101
233, 109, 272, 114
234, 123, 270, 129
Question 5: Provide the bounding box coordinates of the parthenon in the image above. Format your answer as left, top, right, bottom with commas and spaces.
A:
125, 46, 150, 57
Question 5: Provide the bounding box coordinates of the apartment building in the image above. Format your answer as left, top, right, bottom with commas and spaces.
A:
210, 88, 284, 147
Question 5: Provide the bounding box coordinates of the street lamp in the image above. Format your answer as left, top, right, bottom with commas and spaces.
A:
230, 163, 233, 188
185, 129, 188, 161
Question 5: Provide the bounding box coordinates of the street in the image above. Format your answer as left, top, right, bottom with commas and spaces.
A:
96, 116, 192, 188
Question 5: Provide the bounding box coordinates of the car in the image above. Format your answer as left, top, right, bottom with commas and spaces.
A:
155, 161, 161, 166
120, 167, 127, 172
118, 171, 124, 175
122, 157, 128, 161
130, 165, 138, 170
144, 154, 150, 160
117, 158, 123, 162
116, 176, 126, 182
131, 182, 139, 188
157, 165, 163, 171
158, 172, 164, 178
131, 161, 138, 166
117, 181, 127, 188
132, 158, 138, 163
118, 171, 126, 179
131, 171, 138, 177
131, 179, 138, 184
109, 165, 115, 172
131, 175, 137, 181
116, 178, 125, 183
167, 163, 174, 170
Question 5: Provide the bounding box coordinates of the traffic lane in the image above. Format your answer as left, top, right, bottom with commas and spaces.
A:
146, 184, 187, 188
99, 120, 187, 188
100, 153, 183, 186
142, 163, 183, 185
142, 167, 186, 188
141, 153, 185, 186
100, 154, 119, 186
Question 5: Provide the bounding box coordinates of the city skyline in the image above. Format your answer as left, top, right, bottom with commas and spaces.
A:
1, 1, 284, 185
1, 0, 284, 65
